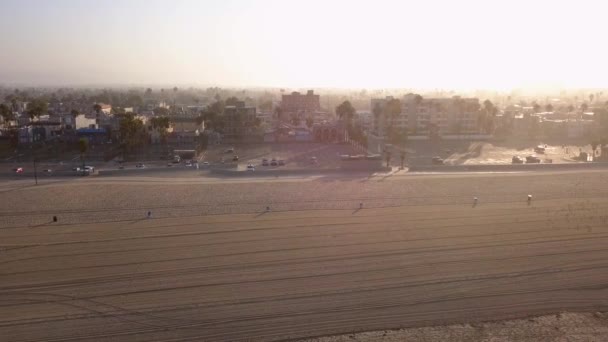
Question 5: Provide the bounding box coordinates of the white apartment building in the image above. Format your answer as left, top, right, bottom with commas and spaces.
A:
371, 95, 482, 137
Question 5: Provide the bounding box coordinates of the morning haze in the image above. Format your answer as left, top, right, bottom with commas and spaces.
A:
1, 0, 607, 89
2, 1, 608, 342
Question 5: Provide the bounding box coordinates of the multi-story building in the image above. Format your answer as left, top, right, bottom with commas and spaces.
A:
281, 90, 320, 113
223, 101, 258, 138
371, 95, 482, 137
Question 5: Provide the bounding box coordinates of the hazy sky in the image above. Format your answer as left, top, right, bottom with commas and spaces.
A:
1, 0, 606, 89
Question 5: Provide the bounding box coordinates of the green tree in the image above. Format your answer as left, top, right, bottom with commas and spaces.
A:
581, 103, 589, 113
225, 96, 239, 106
385, 98, 402, 137
150, 116, 171, 144
209, 100, 225, 115
532, 103, 541, 113
0, 103, 14, 122
291, 115, 301, 126
478, 99, 496, 134
27, 98, 48, 119
93, 103, 102, 114
119, 114, 146, 155
153, 107, 170, 116
258, 100, 273, 111
545, 103, 554, 112
335, 100, 356, 122
591, 140, 599, 156
305, 117, 314, 129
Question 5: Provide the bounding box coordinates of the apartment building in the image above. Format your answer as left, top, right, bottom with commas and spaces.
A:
371, 95, 482, 137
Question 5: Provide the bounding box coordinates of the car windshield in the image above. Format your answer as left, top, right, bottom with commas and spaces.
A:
2, 1, 607, 342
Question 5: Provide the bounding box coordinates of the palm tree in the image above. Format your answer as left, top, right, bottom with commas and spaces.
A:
591, 140, 599, 156
78, 138, 88, 173
335, 101, 356, 122
372, 103, 382, 135
93, 103, 102, 124
274, 106, 283, 122
173, 87, 179, 106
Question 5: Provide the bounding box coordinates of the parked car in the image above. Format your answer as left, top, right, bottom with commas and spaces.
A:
262, 159, 269, 166
14, 167, 24, 173
43, 169, 52, 174
270, 160, 278, 166
246, 164, 255, 171
310, 156, 318, 164
167, 163, 173, 167
202, 161, 210, 166
534, 146, 546, 154
526, 155, 541, 163
118, 165, 125, 169
232, 155, 239, 161
432, 156, 444, 165
135, 163, 145, 168
278, 160, 285, 166
225, 148, 234, 153
512, 156, 524, 164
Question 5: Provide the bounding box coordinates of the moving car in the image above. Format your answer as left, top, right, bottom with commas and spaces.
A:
512, 156, 524, 164
432, 156, 444, 165
310, 156, 318, 164
202, 161, 210, 166
135, 163, 145, 168
225, 148, 234, 153
526, 155, 541, 163
246, 164, 255, 171
14, 167, 24, 173
43, 169, 52, 174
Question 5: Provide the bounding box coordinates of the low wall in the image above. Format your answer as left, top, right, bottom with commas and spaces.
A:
97, 167, 202, 176
408, 162, 608, 172
210, 166, 390, 177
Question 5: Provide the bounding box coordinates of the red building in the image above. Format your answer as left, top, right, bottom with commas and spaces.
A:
281, 90, 320, 113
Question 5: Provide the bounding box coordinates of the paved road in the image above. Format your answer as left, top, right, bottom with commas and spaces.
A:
1, 172, 608, 341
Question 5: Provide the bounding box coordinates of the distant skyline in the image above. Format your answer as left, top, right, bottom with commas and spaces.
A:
1, 0, 607, 90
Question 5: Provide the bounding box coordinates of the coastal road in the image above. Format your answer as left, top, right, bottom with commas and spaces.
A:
1, 172, 608, 341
